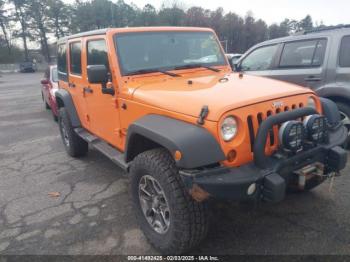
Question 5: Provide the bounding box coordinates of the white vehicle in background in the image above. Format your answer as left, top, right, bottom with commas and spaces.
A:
226, 53, 242, 69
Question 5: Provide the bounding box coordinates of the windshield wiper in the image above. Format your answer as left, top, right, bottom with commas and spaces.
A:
174, 64, 221, 72
126, 68, 180, 77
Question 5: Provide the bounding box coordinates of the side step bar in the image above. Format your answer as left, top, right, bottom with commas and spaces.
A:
74, 128, 128, 171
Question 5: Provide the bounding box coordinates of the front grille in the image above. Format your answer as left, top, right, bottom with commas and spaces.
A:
247, 103, 304, 152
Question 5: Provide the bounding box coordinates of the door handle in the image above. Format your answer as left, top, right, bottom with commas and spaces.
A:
83, 87, 93, 94
68, 82, 76, 88
304, 76, 322, 82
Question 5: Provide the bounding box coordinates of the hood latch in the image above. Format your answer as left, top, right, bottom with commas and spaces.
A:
197, 105, 209, 125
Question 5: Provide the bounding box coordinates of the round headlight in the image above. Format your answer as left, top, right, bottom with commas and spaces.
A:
221, 116, 238, 142
307, 96, 316, 109
279, 120, 305, 152
303, 114, 328, 143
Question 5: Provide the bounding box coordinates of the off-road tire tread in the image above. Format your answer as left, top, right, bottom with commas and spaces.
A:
59, 107, 88, 157
130, 148, 209, 254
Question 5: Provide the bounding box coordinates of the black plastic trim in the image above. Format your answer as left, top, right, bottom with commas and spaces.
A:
320, 97, 341, 128
180, 126, 347, 202
125, 114, 226, 169
254, 107, 317, 169
55, 89, 81, 128
75, 128, 128, 171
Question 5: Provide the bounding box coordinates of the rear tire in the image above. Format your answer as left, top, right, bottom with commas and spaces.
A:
130, 148, 209, 254
58, 107, 88, 157
335, 102, 350, 148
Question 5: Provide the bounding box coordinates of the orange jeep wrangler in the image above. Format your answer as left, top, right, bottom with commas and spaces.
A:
55, 27, 347, 254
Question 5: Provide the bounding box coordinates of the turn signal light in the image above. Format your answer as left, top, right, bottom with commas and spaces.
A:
174, 150, 182, 161
227, 150, 237, 162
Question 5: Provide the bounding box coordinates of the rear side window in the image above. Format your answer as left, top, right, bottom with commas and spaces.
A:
57, 44, 67, 75
339, 36, 350, 67
70, 42, 82, 75
87, 39, 108, 67
279, 39, 327, 68
240, 44, 278, 71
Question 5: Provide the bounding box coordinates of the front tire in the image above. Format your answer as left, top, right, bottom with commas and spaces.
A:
336, 102, 350, 148
130, 148, 209, 254
58, 107, 88, 157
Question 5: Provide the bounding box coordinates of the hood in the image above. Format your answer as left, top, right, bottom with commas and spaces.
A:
131, 72, 313, 121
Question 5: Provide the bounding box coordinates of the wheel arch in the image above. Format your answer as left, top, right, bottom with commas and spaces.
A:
125, 115, 226, 169
126, 133, 163, 163
324, 95, 350, 105
55, 89, 81, 127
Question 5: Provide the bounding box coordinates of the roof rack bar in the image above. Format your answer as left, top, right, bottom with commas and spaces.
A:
57, 28, 110, 44
304, 24, 350, 34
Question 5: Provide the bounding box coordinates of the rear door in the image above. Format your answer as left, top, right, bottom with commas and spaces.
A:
336, 35, 350, 88
67, 40, 90, 128
266, 39, 328, 90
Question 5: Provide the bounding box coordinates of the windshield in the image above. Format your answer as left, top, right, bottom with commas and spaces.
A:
52, 67, 58, 82
115, 31, 226, 76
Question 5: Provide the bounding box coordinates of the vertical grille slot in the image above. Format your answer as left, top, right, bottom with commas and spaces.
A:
299, 103, 305, 120
266, 110, 275, 146
257, 113, 263, 125
247, 115, 255, 152
246, 102, 304, 154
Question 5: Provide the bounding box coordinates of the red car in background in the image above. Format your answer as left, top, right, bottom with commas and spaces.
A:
41, 65, 59, 121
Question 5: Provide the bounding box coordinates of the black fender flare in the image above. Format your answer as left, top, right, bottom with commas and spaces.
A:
125, 114, 226, 169
316, 86, 350, 102
55, 89, 81, 128
320, 97, 341, 128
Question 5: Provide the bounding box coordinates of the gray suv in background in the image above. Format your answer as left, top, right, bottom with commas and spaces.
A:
233, 25, 350, 140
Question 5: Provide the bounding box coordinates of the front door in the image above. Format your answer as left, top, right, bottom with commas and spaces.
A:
240, 39, 328, 91
81, 36, 121, 148
267, 38, 328, 91
67, 40, 90, 129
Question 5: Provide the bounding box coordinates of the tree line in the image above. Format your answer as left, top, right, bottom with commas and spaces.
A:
0, 0, 321, 63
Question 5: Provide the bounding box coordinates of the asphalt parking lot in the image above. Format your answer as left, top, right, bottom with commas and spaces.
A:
1, 72, 350, 255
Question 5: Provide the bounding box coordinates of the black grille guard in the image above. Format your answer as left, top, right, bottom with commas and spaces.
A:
253, 107, 318, 169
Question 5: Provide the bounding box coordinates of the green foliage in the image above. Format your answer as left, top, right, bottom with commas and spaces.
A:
0, 0, 325, 60
298, 15, 313, 31
47, 0, 72, 38
0, 42, 23, 63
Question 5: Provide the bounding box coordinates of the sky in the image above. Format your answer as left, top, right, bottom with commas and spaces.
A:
64, 0, 349, 26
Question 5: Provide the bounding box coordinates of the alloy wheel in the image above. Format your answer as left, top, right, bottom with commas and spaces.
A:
138, 175, 171, 234
60, 119, 70, 147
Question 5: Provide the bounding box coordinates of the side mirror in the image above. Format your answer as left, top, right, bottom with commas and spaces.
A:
232, 62, 241, 72
87, 64, 115, 96
41, 79, 49, 85
87, 65, 108, 83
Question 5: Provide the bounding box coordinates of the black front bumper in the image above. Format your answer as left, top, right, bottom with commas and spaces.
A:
180, 108, 348, 203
